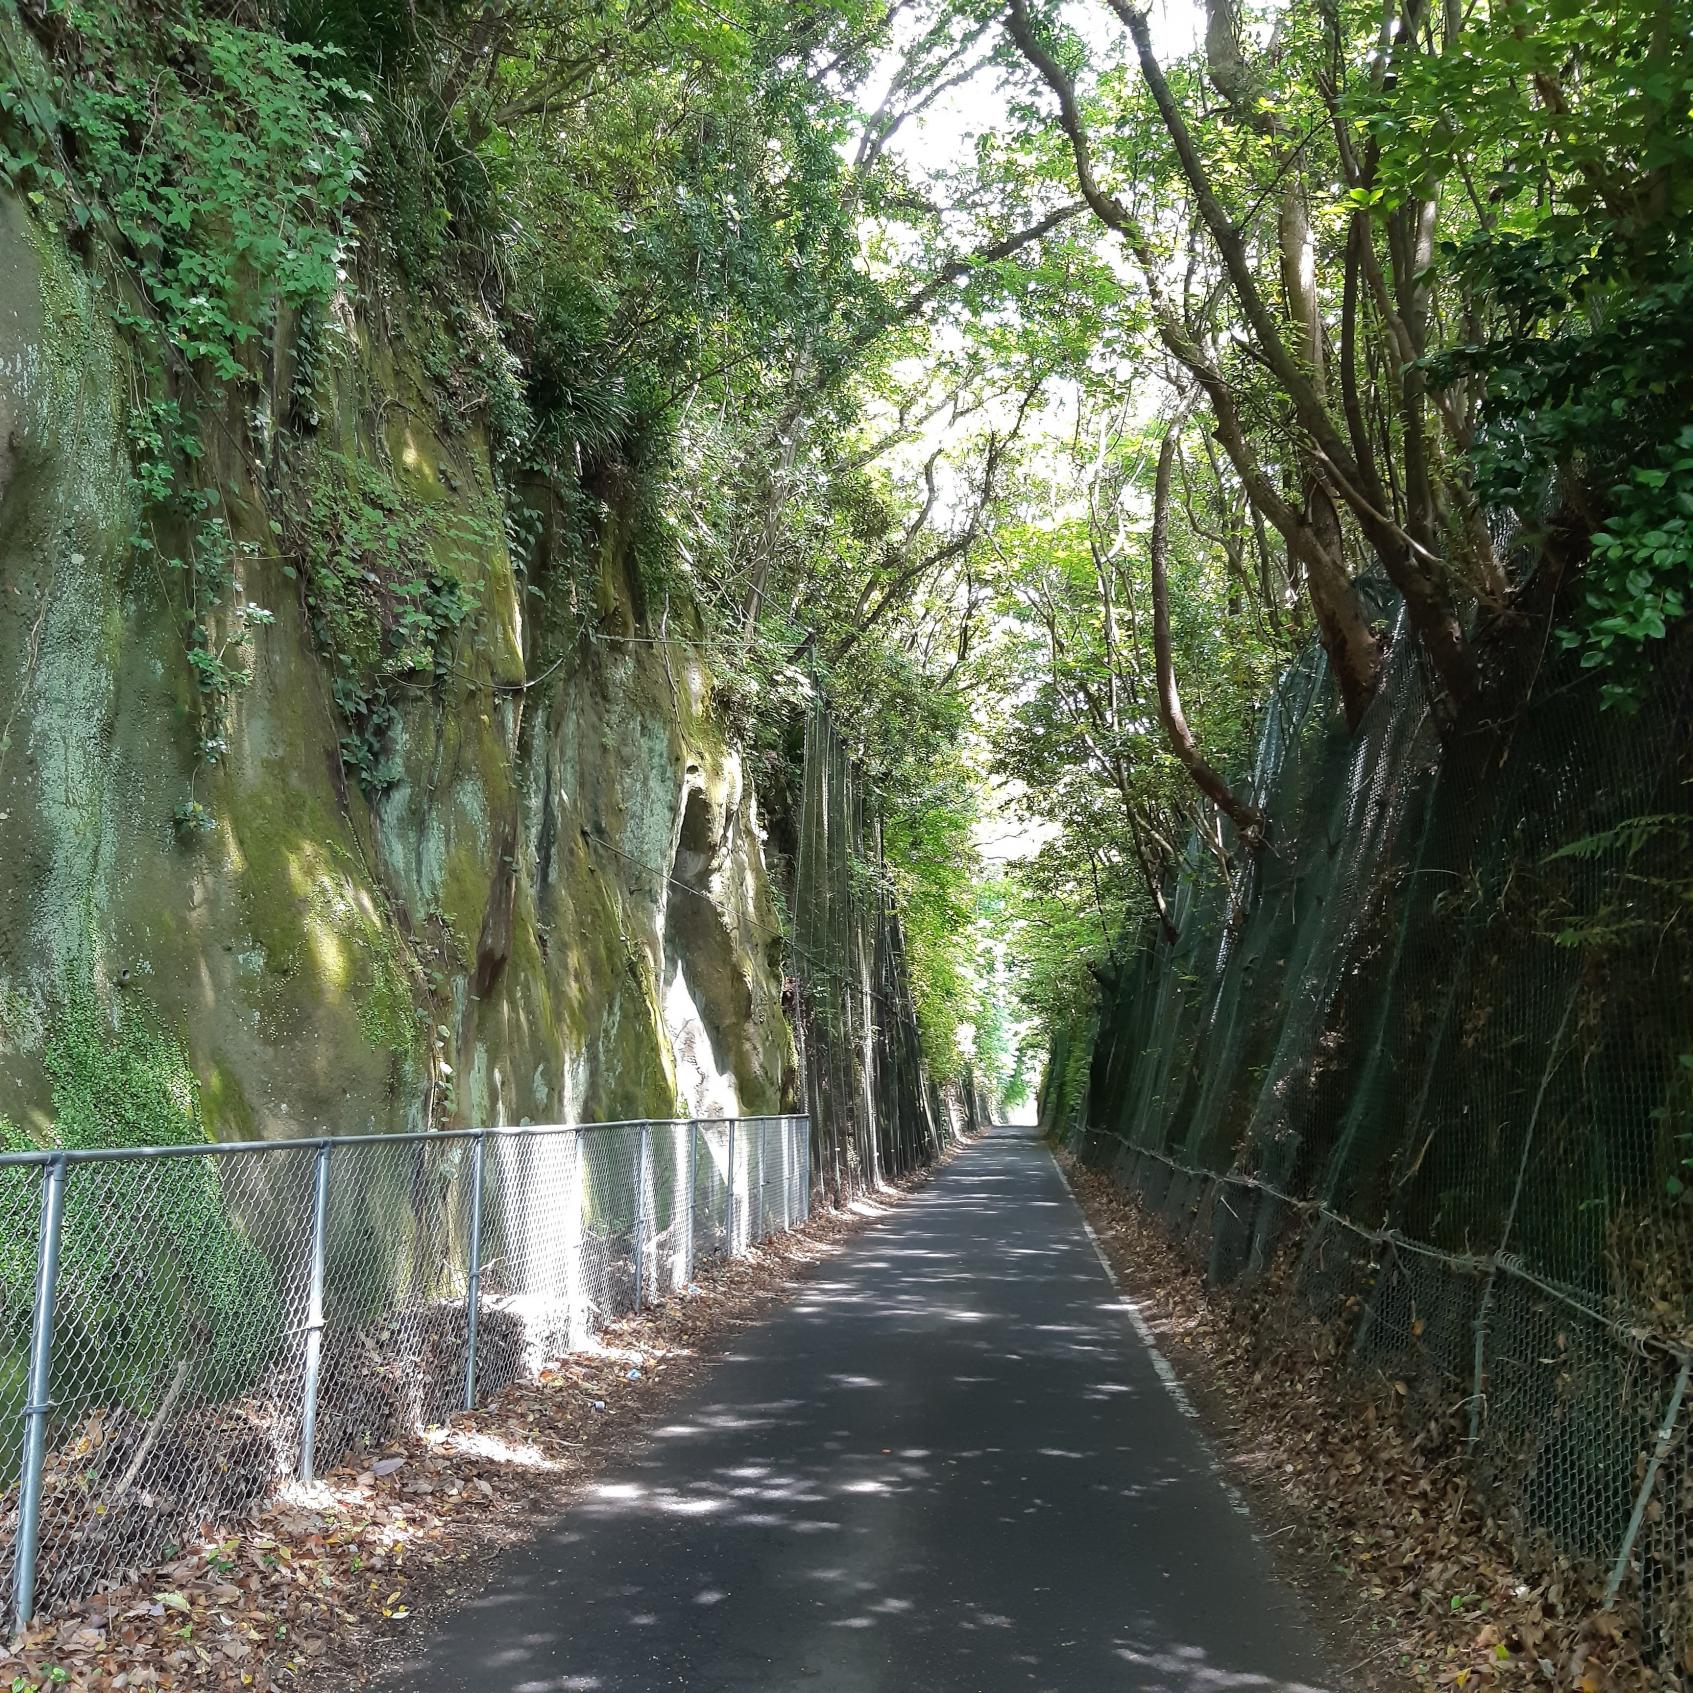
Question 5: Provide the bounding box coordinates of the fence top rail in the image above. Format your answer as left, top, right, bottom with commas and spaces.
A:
0, 1114, 808, 1170
1103, 1129, 1693, 1364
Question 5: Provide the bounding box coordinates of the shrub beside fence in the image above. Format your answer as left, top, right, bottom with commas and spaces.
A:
0, 1115, 809, 1634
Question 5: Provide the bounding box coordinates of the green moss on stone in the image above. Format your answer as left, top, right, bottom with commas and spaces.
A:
227, 774, 345, 983
44, 983, 202, 1151
225, 772, 422, 1069
434, 837, 493, 968
358, 941, 419, 1060
201, 1059, 257, 1143
16, 985, 285, 1399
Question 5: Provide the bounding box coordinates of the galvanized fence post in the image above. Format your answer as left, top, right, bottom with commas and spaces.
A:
299, 1140, 332, 1485
12, 1153, 68, 1638
798, 1118, 809, 1223
633, 1122, 649, 1309
756, 1121, 767, 1240
1605, 1355, 1692, 1604
686, 1121, 698, 1284
570, 1126, 585, 1349
1466, 1274, 1492, 1448
463, 1129, 487, 1411
725, 1119, 736, 1254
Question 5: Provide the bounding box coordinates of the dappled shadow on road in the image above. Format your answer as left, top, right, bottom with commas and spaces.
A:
374, 1129, 1338, 1693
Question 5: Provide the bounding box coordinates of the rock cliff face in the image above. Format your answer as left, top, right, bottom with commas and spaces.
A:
0, 193, 795, 1153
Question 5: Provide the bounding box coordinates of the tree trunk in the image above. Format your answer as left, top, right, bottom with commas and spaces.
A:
1280, 178, 1383, 728
1149, 426, 1264, 844
1111, 0, 1480, 714
1006, 0, 1388, 726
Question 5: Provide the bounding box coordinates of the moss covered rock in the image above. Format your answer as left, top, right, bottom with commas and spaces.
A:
0, 189, 795, 1164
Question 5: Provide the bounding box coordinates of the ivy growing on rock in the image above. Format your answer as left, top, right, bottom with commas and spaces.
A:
0, 0, 366, 828
288, 450, 488, 791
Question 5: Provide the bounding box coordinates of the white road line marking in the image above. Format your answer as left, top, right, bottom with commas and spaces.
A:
1050, 1154, 1256, 1518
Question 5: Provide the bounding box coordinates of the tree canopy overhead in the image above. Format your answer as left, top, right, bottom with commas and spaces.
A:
1, 0, 1685, 1099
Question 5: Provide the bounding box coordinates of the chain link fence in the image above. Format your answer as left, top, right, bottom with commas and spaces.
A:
0, 1114, 809, 1635
1059, 610, 1693, 1666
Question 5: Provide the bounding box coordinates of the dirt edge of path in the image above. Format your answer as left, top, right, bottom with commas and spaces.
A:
0, 1143, 973, 1693
1057, 1151, 1664, 1693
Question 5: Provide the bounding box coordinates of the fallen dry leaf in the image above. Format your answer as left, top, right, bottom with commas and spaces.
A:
0, 1151, 960, 1693
1059, 1155, 1672, 1693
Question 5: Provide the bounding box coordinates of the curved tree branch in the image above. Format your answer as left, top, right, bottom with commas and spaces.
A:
1148, 419, 1264, 845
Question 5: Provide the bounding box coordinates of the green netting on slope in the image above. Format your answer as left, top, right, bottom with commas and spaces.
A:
1073, 614, 1693, 1650
791, 695, 942, 1195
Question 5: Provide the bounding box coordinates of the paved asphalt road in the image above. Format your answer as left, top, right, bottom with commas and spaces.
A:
373, 1126, 1339, 1692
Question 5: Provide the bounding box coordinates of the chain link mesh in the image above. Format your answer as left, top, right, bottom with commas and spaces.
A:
0, 1115, 810, 1630
1068, 613, 1693, 1662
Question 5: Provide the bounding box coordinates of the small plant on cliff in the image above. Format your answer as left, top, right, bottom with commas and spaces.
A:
0, 0, 366, 829
289, 450, 485, 791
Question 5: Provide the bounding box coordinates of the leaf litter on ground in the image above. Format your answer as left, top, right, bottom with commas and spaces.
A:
0, 1155, 957, 1693
1059, 1155, 1671, 1693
